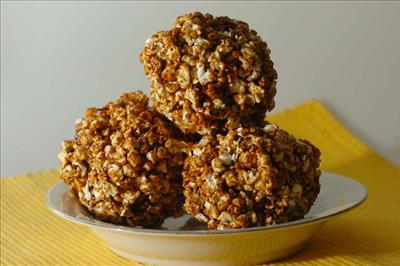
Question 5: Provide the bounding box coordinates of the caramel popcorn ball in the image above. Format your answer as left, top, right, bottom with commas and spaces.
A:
59, 92, 189, 228
183, 124, 321, 229
140, 12, 278, 135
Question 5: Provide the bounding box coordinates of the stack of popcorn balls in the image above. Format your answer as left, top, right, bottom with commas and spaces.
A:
60, 12, 321, 230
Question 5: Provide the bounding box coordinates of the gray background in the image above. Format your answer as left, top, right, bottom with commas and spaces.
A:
1, 2, 399, 177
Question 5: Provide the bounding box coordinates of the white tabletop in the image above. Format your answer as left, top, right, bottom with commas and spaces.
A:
1, 2, 399, 177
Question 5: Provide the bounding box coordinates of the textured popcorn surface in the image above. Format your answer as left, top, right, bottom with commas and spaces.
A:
183, 125, 321, 229
59, 12, 322, 231
59, 92, 189, 228
141, 12, 278, 135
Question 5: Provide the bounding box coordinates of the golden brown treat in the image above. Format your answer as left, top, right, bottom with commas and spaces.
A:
183, 124, 321, 229
59, 91, 189, 228
140, 12, 278, 135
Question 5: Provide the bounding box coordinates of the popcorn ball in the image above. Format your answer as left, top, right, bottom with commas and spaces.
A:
140, 12, 278, 135
183, 124, 321, 229
59, 92, 189, 228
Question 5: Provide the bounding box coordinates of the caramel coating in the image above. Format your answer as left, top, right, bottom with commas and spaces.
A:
59, 92, 188, 228
183, 124, 321, 229
141, 12, 277, 135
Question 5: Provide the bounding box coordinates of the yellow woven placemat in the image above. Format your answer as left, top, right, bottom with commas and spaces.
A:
1, 100, 399, 265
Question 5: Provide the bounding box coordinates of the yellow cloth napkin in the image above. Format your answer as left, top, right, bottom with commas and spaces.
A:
1, 100, 399, 266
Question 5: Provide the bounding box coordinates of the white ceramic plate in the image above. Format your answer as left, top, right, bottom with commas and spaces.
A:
46, 172, 367, 266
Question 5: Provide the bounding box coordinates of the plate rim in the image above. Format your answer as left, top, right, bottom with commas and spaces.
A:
46, 171, 367, 236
